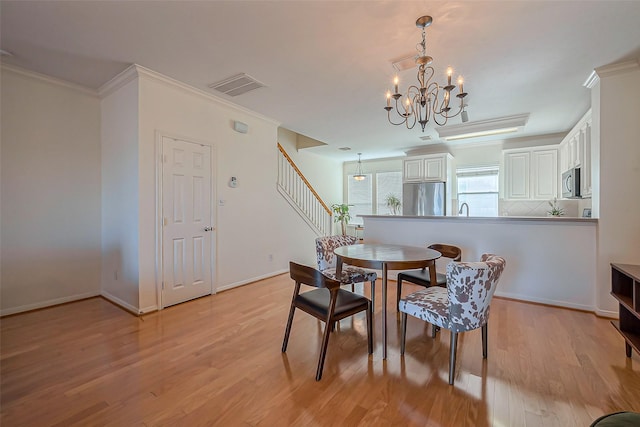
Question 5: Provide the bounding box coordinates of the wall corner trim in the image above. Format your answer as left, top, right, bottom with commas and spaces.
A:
97, 64, 139, 98
595, 59, 640, 79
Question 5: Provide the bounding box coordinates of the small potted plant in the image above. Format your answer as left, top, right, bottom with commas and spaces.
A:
385, 193, 401, 215
331, 203, 352, 235
547, 198, 565, 217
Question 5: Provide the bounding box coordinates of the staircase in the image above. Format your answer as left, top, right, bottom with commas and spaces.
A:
277, 143, 332, 236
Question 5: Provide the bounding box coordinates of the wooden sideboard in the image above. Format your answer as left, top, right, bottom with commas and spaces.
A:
610, 263, 640, 357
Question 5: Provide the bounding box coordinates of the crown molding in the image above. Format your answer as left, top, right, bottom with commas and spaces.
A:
436, 113, 530, 140
583, 70, 599, 89
99, 63, 280, 126
595, 59, 640, 79
97, 64, 139, 98
1, 63, 98, 97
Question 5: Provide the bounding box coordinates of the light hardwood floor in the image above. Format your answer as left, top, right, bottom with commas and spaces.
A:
2, 274, 640, 426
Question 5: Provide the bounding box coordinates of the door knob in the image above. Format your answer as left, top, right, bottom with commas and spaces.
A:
204, 226, 213, 232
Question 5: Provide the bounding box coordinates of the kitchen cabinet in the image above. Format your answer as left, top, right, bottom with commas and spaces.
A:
559, 109, 592, 197
503, 146, 558, 200
403, 153, 454, 183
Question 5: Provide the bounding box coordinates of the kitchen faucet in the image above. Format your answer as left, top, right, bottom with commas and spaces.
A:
459, 202, 469, 217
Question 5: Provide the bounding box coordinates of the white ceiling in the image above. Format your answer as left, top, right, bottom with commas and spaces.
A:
2, 1, 640, 161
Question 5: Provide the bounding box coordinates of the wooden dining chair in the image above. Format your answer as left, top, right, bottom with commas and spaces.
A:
315, 235, 377, 309
282, 262, 373, 381
396, 243, 462, 310
399, 254, 506, 385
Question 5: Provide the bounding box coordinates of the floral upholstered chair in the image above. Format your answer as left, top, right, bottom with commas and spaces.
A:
399, 254, 506, 385
315, 235, 377, 309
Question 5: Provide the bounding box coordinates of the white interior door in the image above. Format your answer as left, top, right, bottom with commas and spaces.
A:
162, 137, 213, 307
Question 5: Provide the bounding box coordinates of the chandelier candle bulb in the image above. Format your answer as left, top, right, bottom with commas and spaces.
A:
447, 67, 453, 86
386, 91, 391, 107
394, 76, 399, 94
458, 77, 464, 93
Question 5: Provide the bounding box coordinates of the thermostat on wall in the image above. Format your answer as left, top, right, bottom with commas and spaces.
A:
229, 176, 238, 188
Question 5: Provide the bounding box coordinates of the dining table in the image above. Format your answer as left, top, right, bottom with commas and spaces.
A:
333, 243, 441, 359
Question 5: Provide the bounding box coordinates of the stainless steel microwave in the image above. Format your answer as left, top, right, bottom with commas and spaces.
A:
562, 167, 581, 199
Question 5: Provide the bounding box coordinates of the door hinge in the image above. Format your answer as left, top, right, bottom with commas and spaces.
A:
163, 217, 168, 226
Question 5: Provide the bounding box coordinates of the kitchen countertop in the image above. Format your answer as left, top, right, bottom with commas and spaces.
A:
359, 214, 597, 223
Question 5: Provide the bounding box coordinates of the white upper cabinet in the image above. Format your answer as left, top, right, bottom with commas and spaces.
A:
403, 158, 424, 182
559, 109, 592, 198
503, 146, 558, 200
504, 151, 531, 199
403, 153, 454, 183
532, 149, 558, 200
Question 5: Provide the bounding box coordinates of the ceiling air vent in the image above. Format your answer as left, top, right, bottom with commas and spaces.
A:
208, 73, 265, 97
419, 135, 432, 141
391, 53, 417, 72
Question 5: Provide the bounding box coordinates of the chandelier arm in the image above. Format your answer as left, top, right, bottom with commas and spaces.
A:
440, 108, 464, 119
386, 109, 410, 126
432, 114, 449, 126
387, 95, 416, 126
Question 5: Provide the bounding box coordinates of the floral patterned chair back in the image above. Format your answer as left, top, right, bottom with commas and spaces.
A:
398, 253, 506, 385
315, 235, 358, 271
446, 254, 506, 332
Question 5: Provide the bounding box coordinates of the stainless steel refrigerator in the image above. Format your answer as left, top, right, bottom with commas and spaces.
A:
402, 182, 446, 216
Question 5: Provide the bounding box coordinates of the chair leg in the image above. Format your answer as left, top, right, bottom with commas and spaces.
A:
366, 301, 373, 354
351, 283, 355, 292
432, 324, 437, 338
370, 280, 376, 311
316, 295, 338, 381
282, 304, 297, 352
400, 312, 407, 354
396, 277, 403, 311
482, 323, 488, 359
449, 331, 458, 385
316, 317, 333, 381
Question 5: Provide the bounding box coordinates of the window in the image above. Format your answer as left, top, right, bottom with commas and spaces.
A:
347, 174, 372, 225
347, 171, 402, 224
376, 172, 403, 215
457, 166, 499, 217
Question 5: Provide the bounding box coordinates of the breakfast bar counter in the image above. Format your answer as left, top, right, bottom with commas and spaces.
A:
360, 214, 599, 313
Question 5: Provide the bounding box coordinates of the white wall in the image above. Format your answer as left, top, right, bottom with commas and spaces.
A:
595, 63, 640, 314
100, 77, 141, 312
135, 68, 342, 310
1, 66, 101, 315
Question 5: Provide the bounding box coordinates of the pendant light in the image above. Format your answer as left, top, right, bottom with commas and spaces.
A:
353, 153, 366, 181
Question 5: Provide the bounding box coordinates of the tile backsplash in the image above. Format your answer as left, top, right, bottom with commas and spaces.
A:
499, 199, 589, 217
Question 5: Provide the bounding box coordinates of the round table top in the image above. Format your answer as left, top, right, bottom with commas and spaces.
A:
333, 243, 441, 268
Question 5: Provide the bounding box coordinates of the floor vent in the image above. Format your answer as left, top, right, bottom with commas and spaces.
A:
208, 73, 265, 97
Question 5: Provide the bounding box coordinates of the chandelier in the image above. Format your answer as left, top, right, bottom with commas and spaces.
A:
353, 153, 366, 181
384, 16, 468, 132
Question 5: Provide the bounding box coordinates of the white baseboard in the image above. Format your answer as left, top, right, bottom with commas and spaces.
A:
595, 308, 618, 319
100, 291, 144, 315
494, 290, 595, 312
216, 269, 288, 292
0, 291, 100, 316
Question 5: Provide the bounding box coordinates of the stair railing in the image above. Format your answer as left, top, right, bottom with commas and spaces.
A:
277, 143, 332, 236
